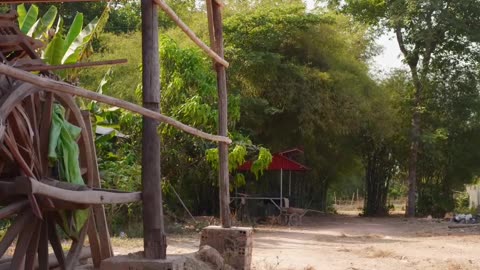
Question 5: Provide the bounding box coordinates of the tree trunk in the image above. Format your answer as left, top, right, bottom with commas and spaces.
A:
363, 145, 392, 217
395, 27, 423, 218
406, 67, 422, 218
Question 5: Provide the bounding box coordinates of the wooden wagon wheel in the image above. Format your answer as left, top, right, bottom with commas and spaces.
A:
0, 81, 98, 269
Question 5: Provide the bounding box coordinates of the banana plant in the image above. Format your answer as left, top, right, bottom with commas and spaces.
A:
17, 4, 57, 40
17, 4, 110, 66
44, 9, 109, 66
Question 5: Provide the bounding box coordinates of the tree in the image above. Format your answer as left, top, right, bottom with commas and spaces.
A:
342, 0, 480, 217
357, 77, 405, 216
224, 3, 379, 209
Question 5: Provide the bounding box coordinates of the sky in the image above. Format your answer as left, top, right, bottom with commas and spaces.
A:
304, 0, 406, 73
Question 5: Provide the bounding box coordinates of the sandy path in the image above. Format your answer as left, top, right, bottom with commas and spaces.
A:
112, 215, 480, 270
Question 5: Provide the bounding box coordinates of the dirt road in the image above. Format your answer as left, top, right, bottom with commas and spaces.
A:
113, 215, 480, 270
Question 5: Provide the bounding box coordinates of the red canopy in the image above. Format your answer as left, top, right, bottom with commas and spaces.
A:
237, 150, 308, 171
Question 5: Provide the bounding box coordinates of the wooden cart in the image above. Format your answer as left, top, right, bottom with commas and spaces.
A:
0, 11, 141, 269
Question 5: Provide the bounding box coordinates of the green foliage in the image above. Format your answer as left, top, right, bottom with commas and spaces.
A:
78, 32, 142, 103
224, 3, 379, 210
251, 147, 273, 179
48, 104, 88, 236
17, 4, 58, 40
43, 11, 108, 66
105, 1, 141, 33
15, 3, 109, 82
17, 4, 39, 34
453, 192, 476, 215
342, 0, 480, 216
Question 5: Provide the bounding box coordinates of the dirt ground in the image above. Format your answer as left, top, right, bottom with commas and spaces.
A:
112, 214, 480, 270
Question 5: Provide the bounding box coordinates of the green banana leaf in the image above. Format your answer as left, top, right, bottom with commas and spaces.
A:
18, 4, 38, 34
32, 6, 58, 39
26, 20, 40, 37
62, 16, 99, 64
65, 12, 83, 49
55, 16, 64, 35
43, 34, 66, 65
48, 104, 88, 237
17, 4, 27, 28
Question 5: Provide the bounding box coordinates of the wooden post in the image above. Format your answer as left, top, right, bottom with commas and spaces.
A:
211, 0, 231, 228
280, 169, 283, 208
288, 171, 292, 197
141, 0, 167, 259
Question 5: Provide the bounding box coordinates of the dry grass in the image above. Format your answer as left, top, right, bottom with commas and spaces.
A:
362, 247, 395, 258
254, 258, 316, 270
444, 261, 477, 270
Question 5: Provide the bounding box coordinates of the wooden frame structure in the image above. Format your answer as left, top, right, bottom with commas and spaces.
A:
0, 0, 231, 265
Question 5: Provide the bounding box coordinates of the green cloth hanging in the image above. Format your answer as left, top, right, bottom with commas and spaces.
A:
48, 104, 88, 238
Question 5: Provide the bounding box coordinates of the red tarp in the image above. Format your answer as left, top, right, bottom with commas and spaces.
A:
237, 149, 308, 171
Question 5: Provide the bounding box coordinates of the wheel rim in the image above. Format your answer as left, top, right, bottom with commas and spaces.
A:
0, 81, 96, 269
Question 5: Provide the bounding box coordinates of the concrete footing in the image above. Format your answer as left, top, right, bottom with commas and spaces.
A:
200, 226, 253, 270
100, 252, 186, 270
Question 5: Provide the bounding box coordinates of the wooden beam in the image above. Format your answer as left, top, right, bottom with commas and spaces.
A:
211, 0, 231, 228
205, 0, 216, 55
152, 0, 229, 68
16, 59, 128, 72
448, 223, 480, 229
0, 63, 232, 144
141, 0, 167, 259
14, 177, 142, 204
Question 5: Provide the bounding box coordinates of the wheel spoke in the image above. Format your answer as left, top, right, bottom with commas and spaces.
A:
0, 144, 14, 163
65, 218, 89, 270
24, 94, 41, 165
9, 107, 39, 175
39, 92, 54, 176
87, 209, 102, 267
48, 218, 66, 270
24, 221, 41, 270
10, 216, 39, 270
0, 200, 28, 219
4, 129, 34, 178
37, 219, 49, 270
0, 210, 33, 258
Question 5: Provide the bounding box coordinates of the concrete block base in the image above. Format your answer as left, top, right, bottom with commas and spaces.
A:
100, 252, 186, 270
200, 226, 253, 270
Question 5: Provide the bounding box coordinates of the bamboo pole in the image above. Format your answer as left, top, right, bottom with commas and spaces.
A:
0, 63, 232, 144
17, 59, 128, 72
152, 0, 229, 68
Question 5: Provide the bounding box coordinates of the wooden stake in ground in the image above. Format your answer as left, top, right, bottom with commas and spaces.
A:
141, 0, 167, 259
208, 0, 231, 228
